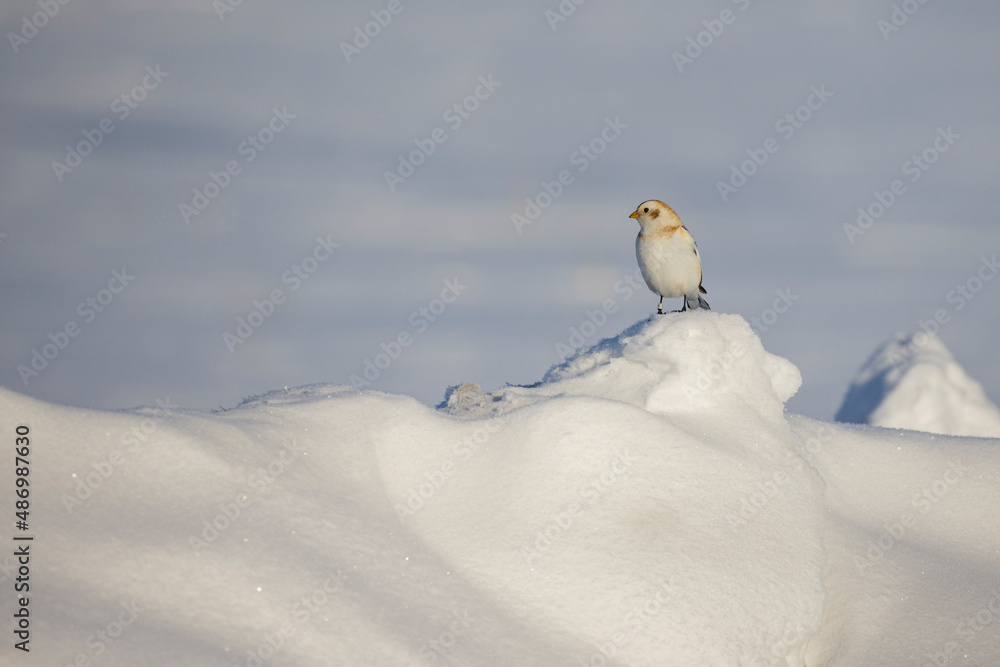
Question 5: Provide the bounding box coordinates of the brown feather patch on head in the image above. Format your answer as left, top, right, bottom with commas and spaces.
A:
649, 208, 660, 220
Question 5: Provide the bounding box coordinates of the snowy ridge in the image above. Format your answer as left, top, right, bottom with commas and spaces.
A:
836, 332, 1000, 437
1, 314, 999, 666
446, 313, 802, 424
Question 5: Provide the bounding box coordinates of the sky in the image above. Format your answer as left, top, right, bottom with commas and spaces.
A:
1, 0, 998, 420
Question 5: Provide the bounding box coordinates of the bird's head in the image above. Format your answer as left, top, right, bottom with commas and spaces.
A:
629, 200, 683, 233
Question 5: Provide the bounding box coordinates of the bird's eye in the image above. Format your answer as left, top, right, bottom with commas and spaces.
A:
643, 207, 649, 213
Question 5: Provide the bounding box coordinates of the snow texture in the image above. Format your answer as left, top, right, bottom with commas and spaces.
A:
1, 313, 998, 666
836, 332, 1000, 438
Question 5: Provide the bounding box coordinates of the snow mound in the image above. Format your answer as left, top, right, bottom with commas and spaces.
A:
2, 313, 999, 666
444, 312, 802, 427
836, 332, 1000, 437
430, 314, 826, 665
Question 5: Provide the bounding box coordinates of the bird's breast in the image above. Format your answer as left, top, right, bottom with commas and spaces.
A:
635, 232, 702, 298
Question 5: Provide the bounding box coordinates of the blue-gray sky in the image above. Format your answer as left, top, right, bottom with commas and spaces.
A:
2, 0, 999, 419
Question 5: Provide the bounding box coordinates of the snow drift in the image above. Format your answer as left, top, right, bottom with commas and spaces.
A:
1, 313, 998, 667
836, 332, 1000, 438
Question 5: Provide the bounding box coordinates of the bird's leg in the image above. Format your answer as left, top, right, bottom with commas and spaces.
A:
657, 296, 664, 315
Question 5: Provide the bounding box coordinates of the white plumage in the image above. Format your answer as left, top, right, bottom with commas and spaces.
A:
629, 200, 710, 314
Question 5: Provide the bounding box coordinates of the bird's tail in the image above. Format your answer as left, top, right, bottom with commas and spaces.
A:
685, 293, 711, 311
689, 282, 709, 310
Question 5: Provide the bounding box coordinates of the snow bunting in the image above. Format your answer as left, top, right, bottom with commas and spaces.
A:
629, 200, 710, 314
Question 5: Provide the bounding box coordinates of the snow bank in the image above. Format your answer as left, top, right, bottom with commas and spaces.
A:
788, 415, 1000, 666
836, 332, 1000, 437
432, 314, 826, 665
2, 313, 998, 666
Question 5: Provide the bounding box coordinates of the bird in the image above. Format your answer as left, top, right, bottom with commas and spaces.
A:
629, 200, 710, 314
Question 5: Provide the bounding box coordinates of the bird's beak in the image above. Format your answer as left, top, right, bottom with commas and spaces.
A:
629, 211, 639, 219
